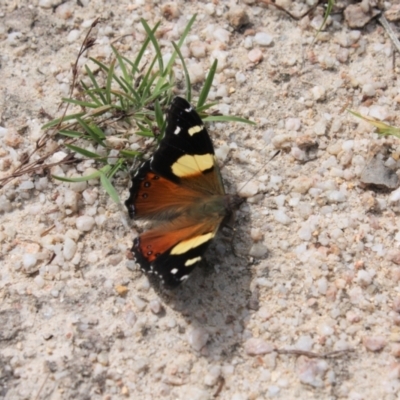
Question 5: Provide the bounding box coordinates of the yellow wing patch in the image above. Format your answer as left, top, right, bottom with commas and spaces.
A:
171, 154, 214, 177
188, 125, 204, 136
170, 232, 215, 255
184, 256, 202, 267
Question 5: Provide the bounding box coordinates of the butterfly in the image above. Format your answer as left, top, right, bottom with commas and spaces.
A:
125, 97, 243, 287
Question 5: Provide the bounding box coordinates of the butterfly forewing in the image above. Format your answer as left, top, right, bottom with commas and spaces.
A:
125, 96, 231, 286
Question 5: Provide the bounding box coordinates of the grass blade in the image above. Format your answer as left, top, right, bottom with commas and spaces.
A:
172, 41, 191, 102
141, 18, 164, 74
197, 59, 218, 108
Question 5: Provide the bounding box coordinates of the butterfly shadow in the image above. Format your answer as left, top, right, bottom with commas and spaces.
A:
148, 205, 259, 361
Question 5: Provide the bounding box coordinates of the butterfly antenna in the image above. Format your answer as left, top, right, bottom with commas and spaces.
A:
236, 150, 280, 194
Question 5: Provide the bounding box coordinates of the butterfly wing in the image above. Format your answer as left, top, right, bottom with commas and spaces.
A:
133, 216, 223, 286
125, 97, 228, 286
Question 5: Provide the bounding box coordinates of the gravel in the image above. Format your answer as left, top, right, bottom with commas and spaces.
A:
1, 1, 400, 399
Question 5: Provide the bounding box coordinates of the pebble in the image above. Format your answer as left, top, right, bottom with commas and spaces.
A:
63, 238, 77, 261
363, 336, 386, 352
204, 365, 221, 386
237, 181, 259, 197
344, 3, 380, 28
34, 275, 45, 288
385, 4, 400, 22
285, 118, 301, 131
227, 6, 249, 29
296, 356, 328, 388
291, 176, 313, 194
187, 327, 209, 351
149, 299, 163, 315
55, 2, 74, 19
132, 295, 147, 311
67, 29, 80, 43
189, 41, 207, 59
0, 196, 12, 212
76, 215, 95, 232
213, 28, 230, 44
248, 48, 263, 63
161, 3, 180, 20
38, 0, 60, 8
273, 209, 291, 225
188, 63, 205, 84
311, 86, 326, 101
23, 254, 37, 269
362, 83, 375, 97
295, 335, 313, 352
18, 180, 34, 190
368, 105, 389, 121
360, 156, 399, 190
254, 32, 273, 46
249, 243, 268, 258
244, 338, 274, 356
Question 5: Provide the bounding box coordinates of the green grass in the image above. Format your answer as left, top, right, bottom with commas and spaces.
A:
43, 15, 255, 203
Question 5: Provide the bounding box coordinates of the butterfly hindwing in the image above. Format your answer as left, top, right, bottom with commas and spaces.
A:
132, 218, 223, 286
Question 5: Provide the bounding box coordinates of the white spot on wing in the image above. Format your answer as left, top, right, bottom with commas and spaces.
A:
185, 107, 192, 112
180, 275, 189, 281
171, 268, 178, 274
174, 126, 181, 135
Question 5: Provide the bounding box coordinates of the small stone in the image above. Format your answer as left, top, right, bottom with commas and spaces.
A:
393, 296, 400, 313
296, 356, 328, 388
385, 4, 400, 22
248, 48, 263, 63
249, 243, 268, 258
291, 176, 313, 194
392, 343, 400, 357
34, 275, 45, 288
273, 209, 291, 225
161, 3, 180, 20
115, 285, 129, 296
254, 32, 273, 46
63, 238, 77, 261
237, 181, 258, 197
23, 254, 37, 269
311, 86, 326, 101
336, 48, 349, 63
285, 118, 301, 131
187, 327, 209, 351
363, 336, 386, 352
362, 83, 375, 97
227, 6, 249, 29
189, 41, 207, 59
76, 215, 95, 232
4, 129, 22, 148
360, 156, 399, 190
149, 299, 163, 315
132, 295, 147, 311
244, 338, 274, 356
213, 28, 231, 44
295, 335, 314, 352
67, 29, 80, 43
204, 365, 221, 386
356, 270, 372, 287
369, 105, 389, 121
97, 351, 109, 366
188, 63, 205, 84
344, 3, 380, 28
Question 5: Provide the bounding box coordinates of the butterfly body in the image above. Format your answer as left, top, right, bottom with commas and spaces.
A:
125, 97, 242, 286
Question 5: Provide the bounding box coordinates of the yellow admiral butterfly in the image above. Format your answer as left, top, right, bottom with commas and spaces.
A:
125, 97, 242, 286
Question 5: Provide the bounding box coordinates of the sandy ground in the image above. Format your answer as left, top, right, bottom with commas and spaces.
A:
2, 0, 400, 399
